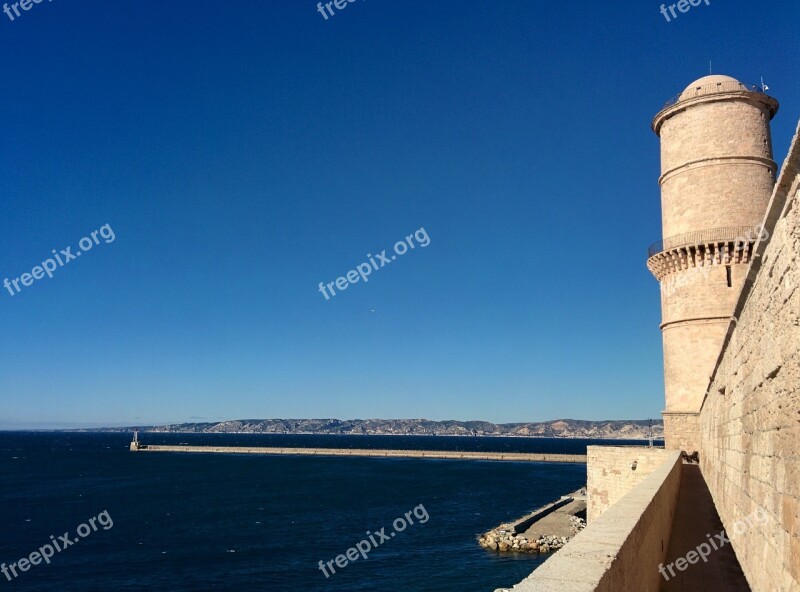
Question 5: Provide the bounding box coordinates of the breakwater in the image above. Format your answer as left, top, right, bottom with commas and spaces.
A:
478, 489, 587, 554
131, 444, 586, 463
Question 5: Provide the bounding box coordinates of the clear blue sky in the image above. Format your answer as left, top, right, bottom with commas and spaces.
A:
1, 0, 798, 428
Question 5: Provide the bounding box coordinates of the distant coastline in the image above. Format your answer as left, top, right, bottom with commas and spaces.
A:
78, 418, 665, 441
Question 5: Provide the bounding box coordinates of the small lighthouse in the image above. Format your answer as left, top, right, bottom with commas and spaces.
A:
130, 429, 141, 451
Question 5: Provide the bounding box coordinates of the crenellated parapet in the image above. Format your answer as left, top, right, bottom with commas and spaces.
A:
646, 225, 765, 281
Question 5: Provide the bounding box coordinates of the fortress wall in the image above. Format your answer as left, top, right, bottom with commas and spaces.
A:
700, 124, 800, 591
661, 413, 700, 453
514, 452, 682, 592
587, 446, 674, 522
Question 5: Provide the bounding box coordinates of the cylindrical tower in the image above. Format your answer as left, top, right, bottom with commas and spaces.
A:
648, 75, 778, 451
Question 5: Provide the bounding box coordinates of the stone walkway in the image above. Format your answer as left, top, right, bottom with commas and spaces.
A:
660, 463, 750, 591
522, 497, 586, 539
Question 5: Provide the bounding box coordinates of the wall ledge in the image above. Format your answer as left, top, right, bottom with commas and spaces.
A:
507, 451, 682, 592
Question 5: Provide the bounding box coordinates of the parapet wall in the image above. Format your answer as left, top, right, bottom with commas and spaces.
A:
661, 412, 700, 452
699, 122, 800, 591
510, 451, 682, 592
587, 446, 674, 522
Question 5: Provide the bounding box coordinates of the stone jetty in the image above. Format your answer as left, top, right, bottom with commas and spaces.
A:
478, 490, 587, 554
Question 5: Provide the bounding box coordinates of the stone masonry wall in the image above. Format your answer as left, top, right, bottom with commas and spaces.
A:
700, 124, 800, 592
513, 452, 682, 592
662, 412, 700, 452
587, 446, 674, 522
659, 98, 776, 238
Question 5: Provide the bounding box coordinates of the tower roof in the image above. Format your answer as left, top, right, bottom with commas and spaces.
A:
653, 74, 779, 135
679, 75, 745, 101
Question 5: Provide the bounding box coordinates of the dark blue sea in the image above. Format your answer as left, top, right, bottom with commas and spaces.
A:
0, 432, 652, 591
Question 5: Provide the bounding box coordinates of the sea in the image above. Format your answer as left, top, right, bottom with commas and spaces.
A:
0, 432, 655, 591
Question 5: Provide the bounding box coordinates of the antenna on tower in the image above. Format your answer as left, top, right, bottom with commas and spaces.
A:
761, 77, 770, 92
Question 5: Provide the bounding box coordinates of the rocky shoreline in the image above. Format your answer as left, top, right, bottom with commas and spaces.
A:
478, 491, 587, 554
478, 514, 585, 554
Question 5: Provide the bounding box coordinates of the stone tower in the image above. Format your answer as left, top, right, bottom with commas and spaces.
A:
648, 75, 779, 451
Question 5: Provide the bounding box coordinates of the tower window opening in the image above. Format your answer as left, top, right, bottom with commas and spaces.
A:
726, 265, 732, 287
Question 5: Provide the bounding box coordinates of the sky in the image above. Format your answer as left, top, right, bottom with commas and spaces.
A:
1, 0, 798, 429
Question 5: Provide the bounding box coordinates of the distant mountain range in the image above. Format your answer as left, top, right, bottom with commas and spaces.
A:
95, 418, 664, 440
